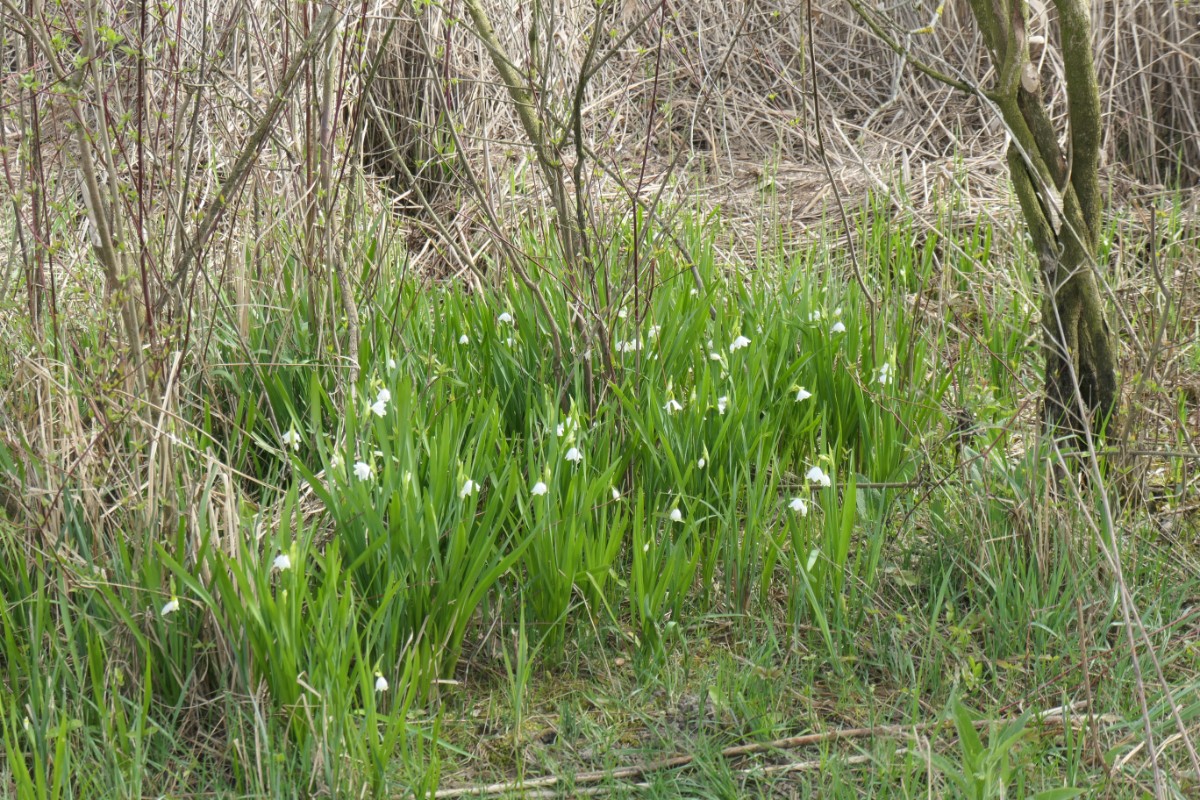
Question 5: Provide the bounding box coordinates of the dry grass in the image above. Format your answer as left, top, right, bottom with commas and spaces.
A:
2, 1, 1197, 286
1, 6, 1199, 793
2, 0, 1198, 551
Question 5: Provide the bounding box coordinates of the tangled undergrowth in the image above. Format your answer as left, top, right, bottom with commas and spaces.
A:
2, 181, 1199, 797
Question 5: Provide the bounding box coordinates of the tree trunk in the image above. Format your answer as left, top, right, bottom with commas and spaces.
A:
1039, 229, 1118, 441
970, 0, 1118, 446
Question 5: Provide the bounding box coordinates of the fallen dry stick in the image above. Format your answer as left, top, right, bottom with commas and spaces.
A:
431, 705, 1094, 798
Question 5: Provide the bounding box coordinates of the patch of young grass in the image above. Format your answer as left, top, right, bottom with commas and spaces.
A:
2, 188, 1198, 798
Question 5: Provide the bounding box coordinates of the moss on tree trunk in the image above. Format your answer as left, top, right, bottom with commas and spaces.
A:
1041, 243, 1118, 440
848, 0, 1118, 444
974, 0, 1118, 445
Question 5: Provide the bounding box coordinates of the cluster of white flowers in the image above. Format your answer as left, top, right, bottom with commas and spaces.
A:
809, 307, 842, 323
728, 335, 751, 353
272, 553, 292, 571
806, 466, 832, 487
370, 387, 391, 417
352, 467, 543, 502
876, 362, 892, 386
316, 298, 867, 592
281, 428, 301, 451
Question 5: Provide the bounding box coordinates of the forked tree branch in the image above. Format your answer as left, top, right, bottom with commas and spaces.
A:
843, 0, 984, 98
160, 5, 340, 311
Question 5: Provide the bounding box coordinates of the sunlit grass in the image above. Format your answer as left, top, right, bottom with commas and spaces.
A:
2, 190, 1198, 798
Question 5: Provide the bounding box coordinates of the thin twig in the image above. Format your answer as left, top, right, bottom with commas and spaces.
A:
430, 708, 1089, 798
843, 0, 985, 98
806, 0, 874, 319
161, 4, 341, 310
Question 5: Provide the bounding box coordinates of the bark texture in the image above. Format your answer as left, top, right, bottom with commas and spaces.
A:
968, 0, 1117, 443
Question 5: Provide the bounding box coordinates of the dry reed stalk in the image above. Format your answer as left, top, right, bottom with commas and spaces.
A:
433, 705, 1098, 798
3, 0, 1195, 341
1, 0, 1197, 610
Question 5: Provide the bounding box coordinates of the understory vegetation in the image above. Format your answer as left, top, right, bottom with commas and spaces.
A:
2, 184, 1199, 797
3, 0, 1200, 797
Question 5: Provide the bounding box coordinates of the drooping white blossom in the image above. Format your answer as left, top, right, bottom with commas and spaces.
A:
806, 466, 831, 487
876, 362, 893, 385
729, 335, 751, 352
